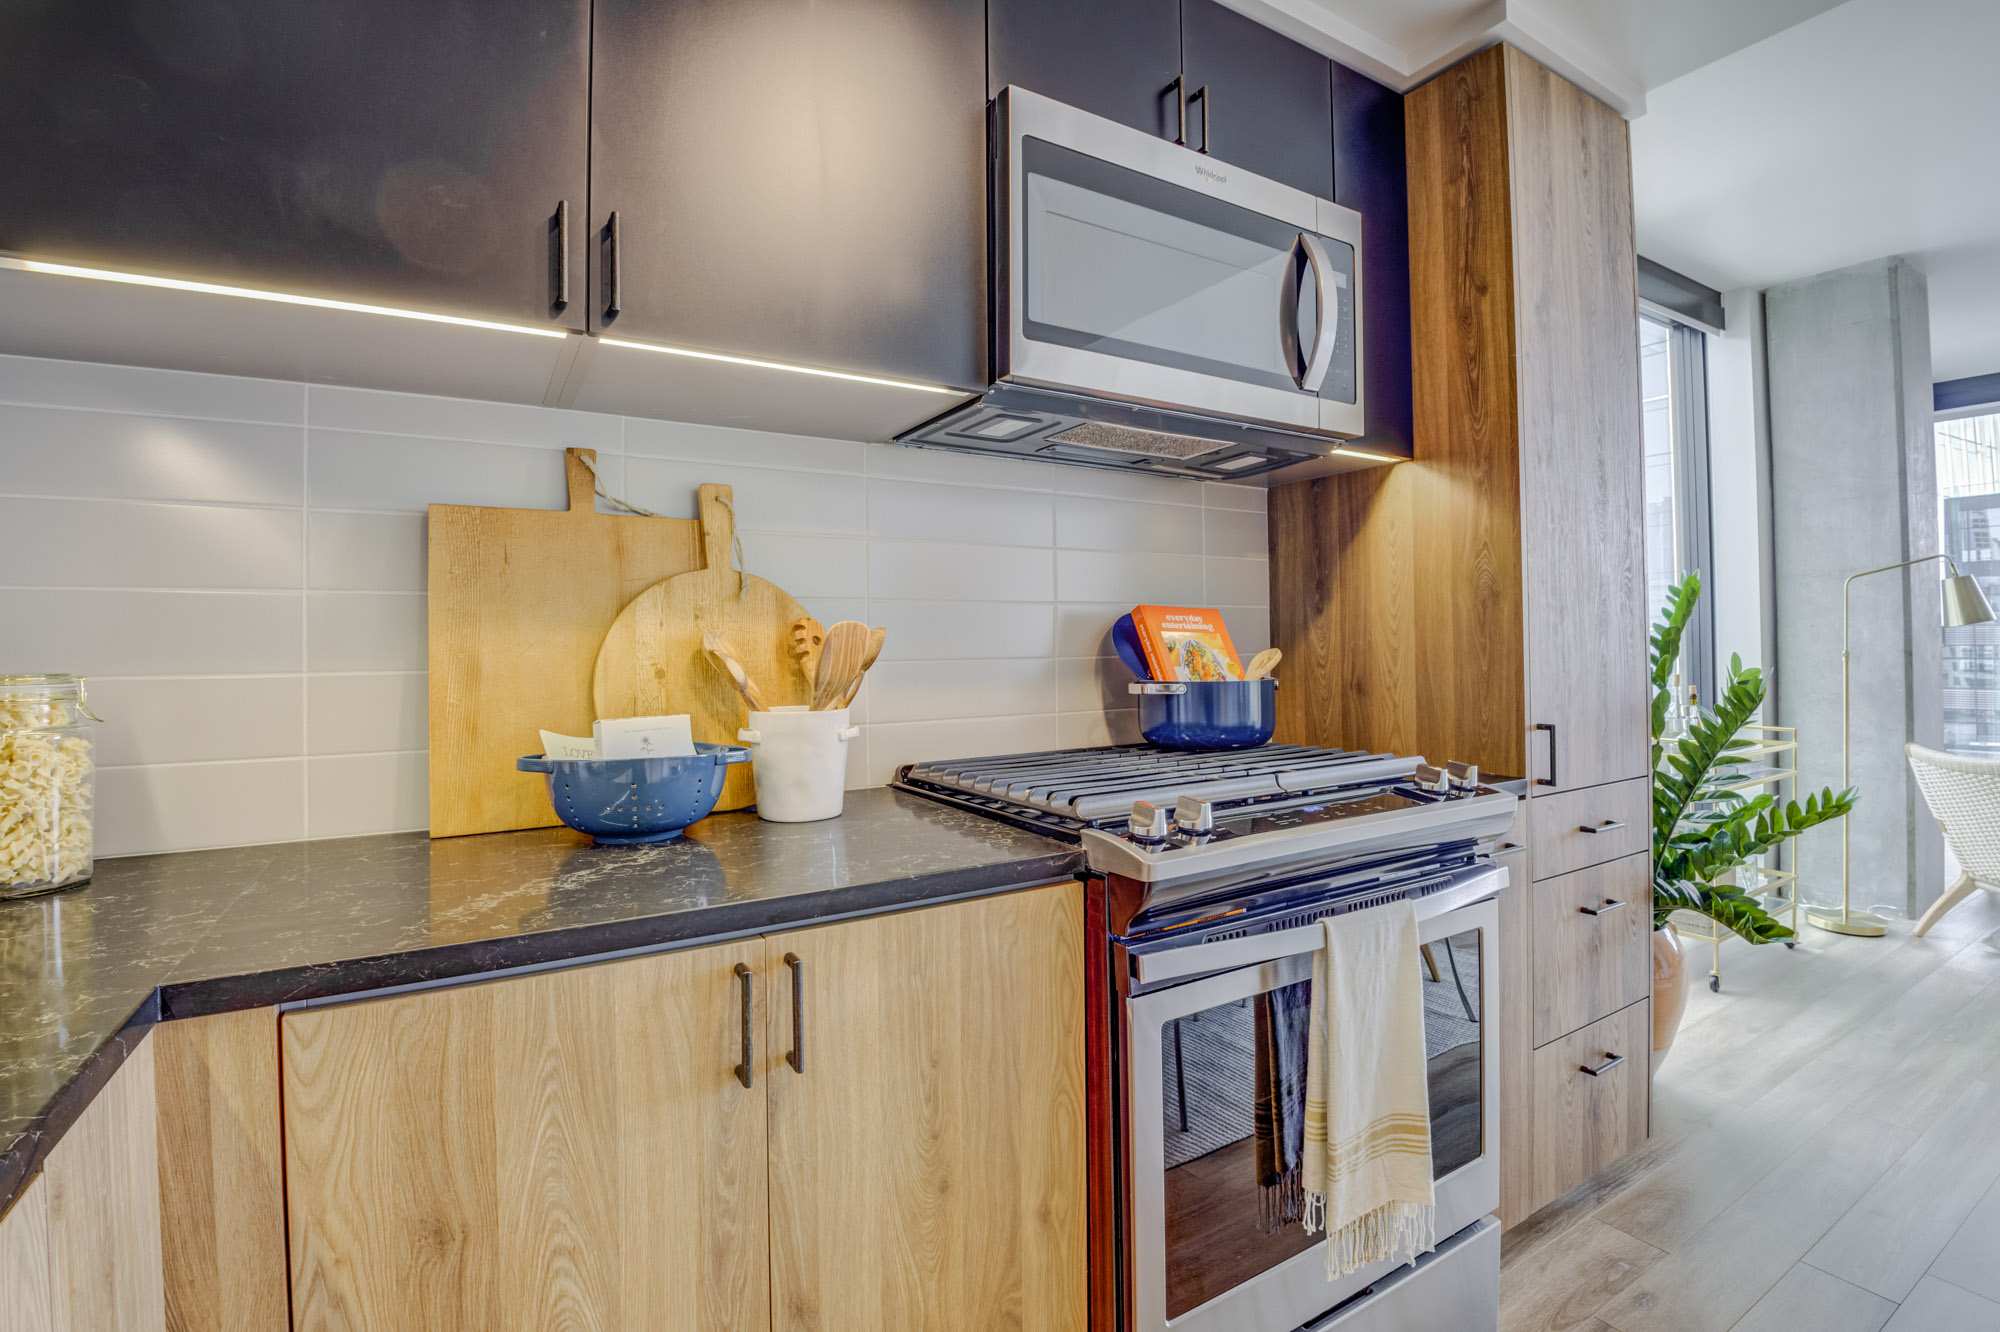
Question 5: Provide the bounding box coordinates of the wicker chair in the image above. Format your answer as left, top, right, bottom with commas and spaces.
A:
1907, 743, 2000, 936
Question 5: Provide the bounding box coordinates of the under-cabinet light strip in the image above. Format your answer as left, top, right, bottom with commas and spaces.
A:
599, 337, 961, 395
4, 257, 570, 339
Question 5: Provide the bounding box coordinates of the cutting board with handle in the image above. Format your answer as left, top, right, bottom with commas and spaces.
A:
595, 483, 811, 811
428, 448, 703, 837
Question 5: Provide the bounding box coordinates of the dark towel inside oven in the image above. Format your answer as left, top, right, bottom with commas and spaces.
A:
1253, 980, 1313, 1231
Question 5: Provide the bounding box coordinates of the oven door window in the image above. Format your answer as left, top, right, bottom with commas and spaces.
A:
1020, 136, 1355, 404
1157, 929, 1483, 1321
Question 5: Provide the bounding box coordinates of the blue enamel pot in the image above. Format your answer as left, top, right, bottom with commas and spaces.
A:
1129, 679, 1278, 750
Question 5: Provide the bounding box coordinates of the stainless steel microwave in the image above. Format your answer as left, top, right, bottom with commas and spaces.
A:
899, 86, 1369, 483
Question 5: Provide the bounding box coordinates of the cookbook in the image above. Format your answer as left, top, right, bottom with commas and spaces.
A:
1130, 605, 1243, 682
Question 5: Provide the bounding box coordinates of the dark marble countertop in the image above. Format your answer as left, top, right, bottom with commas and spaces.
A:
0, 789, 1078, 1215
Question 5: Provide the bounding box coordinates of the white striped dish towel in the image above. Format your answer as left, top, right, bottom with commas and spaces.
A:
1302, 901, 1437, 1277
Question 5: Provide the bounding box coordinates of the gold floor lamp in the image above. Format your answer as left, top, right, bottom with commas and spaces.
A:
1807, 554, 1996, 937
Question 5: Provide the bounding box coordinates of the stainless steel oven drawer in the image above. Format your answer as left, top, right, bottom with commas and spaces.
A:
1302, 1217, 1499, 1332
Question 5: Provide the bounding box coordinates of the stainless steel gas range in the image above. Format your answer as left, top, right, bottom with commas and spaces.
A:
896, 743, 1510, 1332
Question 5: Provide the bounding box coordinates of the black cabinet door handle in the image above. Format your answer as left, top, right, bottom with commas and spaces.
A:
1190, 84, 1210, 153
1534, 723, 1558, 787
1580, 1052, 1625, 1078
1166, 76, 1186, 145
785, 952, 804, 1074
1579, 899, 1628, 917
733, 962, 753, 1089
603, 210, 622, 323
553, 200, 570, 313
1579, 819, 1626, 835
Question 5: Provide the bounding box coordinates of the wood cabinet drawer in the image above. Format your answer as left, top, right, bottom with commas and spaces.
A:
1531, 855, 1651, 1046
1530, 998, 1649, 1214
1530, 777, 1650, 881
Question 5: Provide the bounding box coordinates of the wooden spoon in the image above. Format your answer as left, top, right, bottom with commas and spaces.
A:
1243, 648, 1283, 681
790, 617, 825, 686
703, 630, 770, 712
836, 627, 889, 709
813, 621, 871, 710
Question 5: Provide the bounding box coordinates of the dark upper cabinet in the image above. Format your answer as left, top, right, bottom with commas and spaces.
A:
1331, 59, 1413, 457
591, 0, 987, 390
1180, 0, 1334, 199
0, 0, 590, 329
987, 0, 1183, 139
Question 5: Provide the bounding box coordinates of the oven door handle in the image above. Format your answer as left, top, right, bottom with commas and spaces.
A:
1127, 866, 1503, 985
1279, 232, 1339, 394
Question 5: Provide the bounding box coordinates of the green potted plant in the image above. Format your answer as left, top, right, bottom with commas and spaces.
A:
1649, 573, 1857, 1066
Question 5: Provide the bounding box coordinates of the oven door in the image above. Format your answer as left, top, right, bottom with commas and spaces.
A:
996, 86, 1364, 440
1123, 894, 1498, 1332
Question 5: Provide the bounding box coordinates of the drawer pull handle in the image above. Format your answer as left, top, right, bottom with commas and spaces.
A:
1495, 842, 1523, 852
1579, 820, 1626, 834
1580, 899, 1628, 917
733, 962, 754, 1089
1581, 1053, 1625, 1077
1534, 722, 1557, 787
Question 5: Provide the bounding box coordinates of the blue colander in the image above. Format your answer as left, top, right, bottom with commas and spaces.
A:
517, 743, 751, 844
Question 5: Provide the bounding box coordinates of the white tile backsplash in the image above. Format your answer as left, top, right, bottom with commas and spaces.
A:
0, 351, 1267, 856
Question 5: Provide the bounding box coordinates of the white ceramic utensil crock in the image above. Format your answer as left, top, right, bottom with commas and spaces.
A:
737, 706, 859, 822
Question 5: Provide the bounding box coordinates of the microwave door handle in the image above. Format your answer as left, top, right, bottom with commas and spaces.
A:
1281, 232, 1340, 393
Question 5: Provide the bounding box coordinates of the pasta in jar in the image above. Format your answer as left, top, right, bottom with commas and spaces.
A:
0, 676, 96, 898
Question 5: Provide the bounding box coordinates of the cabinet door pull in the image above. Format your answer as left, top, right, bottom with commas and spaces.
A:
733, 962, 754, 1089
1580, 1053, 1625, 1077
1533, 722, 1557, 787
603, 210, 622, 323
1579, 819, 1625, 834
553, 200, 570, 312
1495, 841, 1523, 853
1166, 76, 1187, 145
1579, 898, 1627, 917
1190, 84, 1210, 153
784, 952, 805, 1074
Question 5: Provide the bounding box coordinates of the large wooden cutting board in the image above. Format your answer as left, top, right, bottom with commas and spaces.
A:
595, 484, 810, 811
428, 449, 701, 837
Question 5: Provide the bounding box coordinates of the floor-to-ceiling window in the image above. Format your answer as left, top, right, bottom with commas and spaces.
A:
1641, 311, 1715, 701
1937, 411, 2000, 753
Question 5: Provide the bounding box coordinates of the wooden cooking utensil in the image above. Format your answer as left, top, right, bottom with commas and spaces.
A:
791, 617, 825, 687
703, 630, 771, 712
812, 621, 871, 711
836, 627, 888, 709
595, 484, 810, 810
428, 448, 703, 837
1244, 648, 1283, 681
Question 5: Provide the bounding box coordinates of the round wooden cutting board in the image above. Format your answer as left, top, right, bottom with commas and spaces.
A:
594, 483, 810, 811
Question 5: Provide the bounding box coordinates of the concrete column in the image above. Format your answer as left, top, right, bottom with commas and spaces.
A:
1768, 256, 1943, 919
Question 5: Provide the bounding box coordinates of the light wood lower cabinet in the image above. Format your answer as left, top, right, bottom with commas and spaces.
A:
282, 937, 769, 1331
0, 1174, 56, 1332
1529, 998, 1649, 1208
278, 881, 1085, 1332
765, 883, 1087, 1332
1530, 855, 1652, 1047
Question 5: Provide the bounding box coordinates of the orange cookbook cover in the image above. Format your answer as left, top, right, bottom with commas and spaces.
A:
1131, 605, 1242, 682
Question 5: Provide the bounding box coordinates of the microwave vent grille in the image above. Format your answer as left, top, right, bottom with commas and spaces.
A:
1045, 421, 1218, 460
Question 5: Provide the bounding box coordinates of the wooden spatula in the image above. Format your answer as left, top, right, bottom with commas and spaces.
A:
813, 621, 871, 710
790, 617, 825, 687
1244, 648, 1283, 681
703, 630, 770, 712
836, 626, 888, 709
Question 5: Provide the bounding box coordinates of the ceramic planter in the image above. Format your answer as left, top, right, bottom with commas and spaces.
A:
1652, 922, 1690, 1072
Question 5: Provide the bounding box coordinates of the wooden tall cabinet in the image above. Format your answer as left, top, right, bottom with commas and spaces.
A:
1269, 44, 1649, 1227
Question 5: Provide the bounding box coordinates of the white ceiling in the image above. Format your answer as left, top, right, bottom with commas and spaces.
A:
1628, 0, 2000, 383
1232, 0, 2000, 383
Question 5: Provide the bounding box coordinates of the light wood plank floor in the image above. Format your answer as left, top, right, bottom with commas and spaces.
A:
1500, 889, 2000, 1332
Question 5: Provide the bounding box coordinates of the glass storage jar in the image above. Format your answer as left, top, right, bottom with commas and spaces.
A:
0, 675, 97, 899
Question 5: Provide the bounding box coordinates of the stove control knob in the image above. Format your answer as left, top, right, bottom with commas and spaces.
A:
1446, 760, 1480, 793
1129, 800, 1172, 843
1414, 762, 1449, 792
1174, 794, 1215, 835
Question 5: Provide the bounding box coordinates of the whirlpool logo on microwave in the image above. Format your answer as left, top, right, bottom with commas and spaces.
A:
1193, 165, 1229, 186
